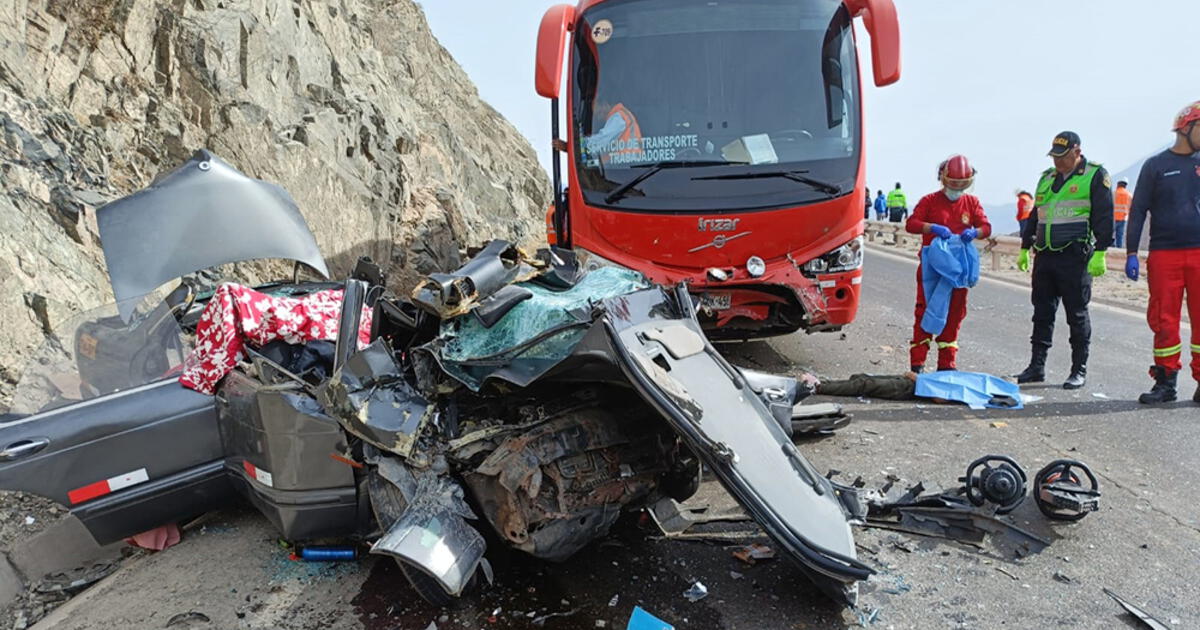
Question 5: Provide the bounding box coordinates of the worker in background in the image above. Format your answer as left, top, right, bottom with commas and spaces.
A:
1113, 179, 1132, 248
874, 190, 887, 221
905, 155, 992, 372
1124, 101, 1200, 404
887, 182, 907, 222
1016, 190, 1034, 236
1015, 132, 1114, 390
864, 187, 871, 220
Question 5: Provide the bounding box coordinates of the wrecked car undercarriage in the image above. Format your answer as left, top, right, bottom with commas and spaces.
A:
0, 151, 868, 610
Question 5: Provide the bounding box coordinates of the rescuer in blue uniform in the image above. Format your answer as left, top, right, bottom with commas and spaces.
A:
1015, 132, 1114, 390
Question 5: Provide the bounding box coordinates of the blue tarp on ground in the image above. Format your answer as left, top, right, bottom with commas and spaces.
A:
915, 370, 1023, 410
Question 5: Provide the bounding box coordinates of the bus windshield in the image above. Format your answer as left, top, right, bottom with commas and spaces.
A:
572, 0, 860, 211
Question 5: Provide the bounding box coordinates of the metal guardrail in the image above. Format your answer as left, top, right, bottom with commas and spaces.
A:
863, 221, 1146, 274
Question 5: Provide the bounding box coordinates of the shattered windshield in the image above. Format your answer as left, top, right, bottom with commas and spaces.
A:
571, 0, 860, 211
7, 298, 190, 415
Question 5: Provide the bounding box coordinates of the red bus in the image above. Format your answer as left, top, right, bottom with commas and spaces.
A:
536, 0, 900, 338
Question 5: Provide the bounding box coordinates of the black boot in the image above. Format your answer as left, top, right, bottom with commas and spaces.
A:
1139, 366, 1178, 404
1062, 365, 1087, 390
910, 364, 924, 374
1063, 341, 1089, 390
1193, 383, 1200, 403
1016, 347, 1047, 384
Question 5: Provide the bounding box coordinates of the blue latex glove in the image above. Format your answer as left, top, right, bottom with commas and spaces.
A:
1125, 254, 1139, 281
960, 227, 978, 243
929, 224, 952, 239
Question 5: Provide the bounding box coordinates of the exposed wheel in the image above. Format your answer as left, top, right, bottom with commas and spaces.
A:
367, 469, 459, 607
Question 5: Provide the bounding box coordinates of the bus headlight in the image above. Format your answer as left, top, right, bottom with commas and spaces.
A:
746, 256, 766, 278
801, 236, 864, 276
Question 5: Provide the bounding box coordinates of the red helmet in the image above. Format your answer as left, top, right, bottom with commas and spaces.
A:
1173, 100, 1200, 131
939, 154, 976, 191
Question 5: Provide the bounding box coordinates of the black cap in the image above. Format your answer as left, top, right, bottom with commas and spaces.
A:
1048, 131, 1081, 157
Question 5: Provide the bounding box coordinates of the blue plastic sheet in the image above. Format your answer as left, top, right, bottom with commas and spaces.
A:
915, 370, 1023, 410
920, 238, 980, 335
627, 606, 674, 630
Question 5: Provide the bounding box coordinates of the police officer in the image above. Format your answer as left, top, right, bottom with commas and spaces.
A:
1015, 131, 1114, 389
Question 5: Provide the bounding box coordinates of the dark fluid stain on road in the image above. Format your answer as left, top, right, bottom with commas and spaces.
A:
352, 513, 855, 629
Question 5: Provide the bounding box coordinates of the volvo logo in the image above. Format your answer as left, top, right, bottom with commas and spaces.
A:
688, 231, 752, 253
698, 217, 741, 232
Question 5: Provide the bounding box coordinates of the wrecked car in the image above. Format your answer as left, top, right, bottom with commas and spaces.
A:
0, 151, 870, 607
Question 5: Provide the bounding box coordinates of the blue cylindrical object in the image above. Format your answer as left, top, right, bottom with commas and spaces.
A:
300, 547, 358, 561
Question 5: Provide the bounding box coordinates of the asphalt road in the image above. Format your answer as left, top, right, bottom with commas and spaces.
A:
33, 247, 1200, 630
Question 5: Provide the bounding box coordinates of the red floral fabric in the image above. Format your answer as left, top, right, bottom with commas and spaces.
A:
179, 283, 372, 394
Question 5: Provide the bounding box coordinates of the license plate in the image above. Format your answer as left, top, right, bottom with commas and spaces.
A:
701, 292, 732, 310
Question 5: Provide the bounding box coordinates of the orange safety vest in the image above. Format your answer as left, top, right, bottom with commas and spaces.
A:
1016, 193, 1034, 220
1113, 187, 1132, 221
604, 103, 643, 162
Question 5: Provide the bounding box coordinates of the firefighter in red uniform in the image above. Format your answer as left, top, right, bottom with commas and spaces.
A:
1126, 100, 1200, 404
905, 155, 992, 372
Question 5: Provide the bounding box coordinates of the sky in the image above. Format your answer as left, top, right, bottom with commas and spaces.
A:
419, 0, 1200, 232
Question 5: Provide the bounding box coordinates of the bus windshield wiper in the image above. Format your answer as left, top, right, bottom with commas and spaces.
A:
691, 169, 843, 196
604, 160, 746, 204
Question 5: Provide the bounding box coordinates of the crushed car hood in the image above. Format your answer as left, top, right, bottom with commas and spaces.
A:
98, 150, 329, 320
421, 267, 871, 603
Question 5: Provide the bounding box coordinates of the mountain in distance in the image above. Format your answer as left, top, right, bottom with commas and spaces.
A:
981, 146, 1167, 236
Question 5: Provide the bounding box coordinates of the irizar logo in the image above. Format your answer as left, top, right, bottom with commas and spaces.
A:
698, 217, 740, 232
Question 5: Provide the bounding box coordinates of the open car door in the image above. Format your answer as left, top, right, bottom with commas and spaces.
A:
0, 298, 232, 545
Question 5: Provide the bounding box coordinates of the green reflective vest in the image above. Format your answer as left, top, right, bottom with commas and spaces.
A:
887, 189, 907, 209
1032, 163, 1100, 251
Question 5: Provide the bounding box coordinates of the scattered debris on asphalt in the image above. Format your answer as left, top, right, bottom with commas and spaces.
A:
857, 476, 1051, 559
854, 606, 881, 626
994, 567, 1020, 581
298, 546, 359, 561
531, 608, 579, 626
1102, 588, 1171, 630
165, 611, 211, 627
32, 561, 119, 595
682, 582, 708, 603
648, 498, 757, 541
989, 421, 1008, 429
1052, 571, 1074, 584
731, 543, 776, 564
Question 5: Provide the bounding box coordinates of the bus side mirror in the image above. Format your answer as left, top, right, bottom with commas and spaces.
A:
845, 0, 901, 87
535, 4, 577, 99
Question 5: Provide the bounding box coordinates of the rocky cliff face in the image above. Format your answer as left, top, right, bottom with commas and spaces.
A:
0, 0, 549, 398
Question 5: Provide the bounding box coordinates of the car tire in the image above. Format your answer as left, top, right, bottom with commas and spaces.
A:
366, 469, 459, 607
